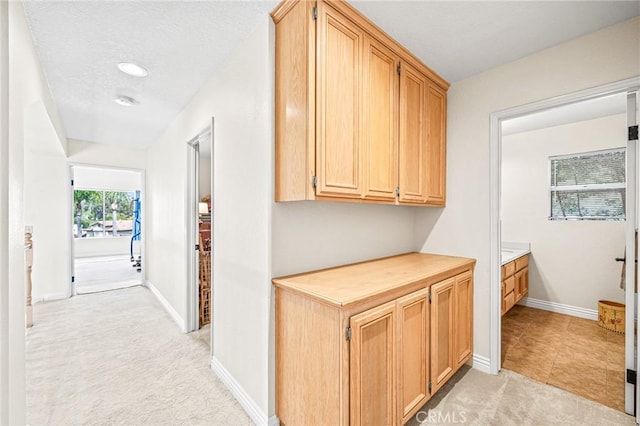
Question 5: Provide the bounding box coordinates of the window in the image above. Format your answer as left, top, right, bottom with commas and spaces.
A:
549, 148, 625, 221
73, 190, 137, 238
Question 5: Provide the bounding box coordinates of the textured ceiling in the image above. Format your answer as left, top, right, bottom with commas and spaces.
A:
23, 0, 277, 148
23, 1, 640, 149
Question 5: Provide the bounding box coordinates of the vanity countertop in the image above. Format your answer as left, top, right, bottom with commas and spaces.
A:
501, 242, 530, 265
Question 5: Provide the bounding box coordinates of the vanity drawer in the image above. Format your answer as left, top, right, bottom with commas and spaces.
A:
502, 261, 515, 278
504, 291, 515, 312
504, 276, 515, 294
515, 255, 528, 271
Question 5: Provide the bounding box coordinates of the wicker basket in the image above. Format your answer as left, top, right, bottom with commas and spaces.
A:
200, 287, 211, 326
598, 300, 625, 334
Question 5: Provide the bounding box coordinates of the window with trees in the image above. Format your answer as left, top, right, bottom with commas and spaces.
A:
549, 147, 625, 221
73, 190, 136, 238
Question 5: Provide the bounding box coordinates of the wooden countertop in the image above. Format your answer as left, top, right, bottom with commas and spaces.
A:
273, 252, 476, 308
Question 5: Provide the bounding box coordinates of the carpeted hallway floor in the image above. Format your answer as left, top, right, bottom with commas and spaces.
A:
26, 285, 633, 425
26, 286, 250, 425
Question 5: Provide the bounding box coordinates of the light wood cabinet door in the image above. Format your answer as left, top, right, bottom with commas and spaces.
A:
316, 2, 363, 198
515, 267, 528, 301
396, 288, 429, 424
430, 277, 455, 393
398, 61, 427, 204
425, 83, 446, 205
350, 300, 396, 426
454, 272, 473, 369
362, 35, 399, 201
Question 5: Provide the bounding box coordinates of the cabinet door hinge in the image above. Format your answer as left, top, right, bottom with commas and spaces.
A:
312, 175, 317, 189
71, 276, 75, 283
629, 125, 639, 142
312, 6, 317, 21
428, 292, 432, 303
395, 187, 400, 197
70, 179, 74, 186
397, 63, 401, 76
627, 369, 637, 385
345, 326, 351, 341
428, 380, 432, 393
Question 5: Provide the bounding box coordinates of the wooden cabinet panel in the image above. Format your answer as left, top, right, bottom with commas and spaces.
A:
398, 61, 427, 204
454, 272, 473, 368
430, 277, 455, 393
362, 35, 399, 201
350, 300, 396, 426
273, 0, 316, 201
504, 276, 515, 294
396, 288, 429, 424
316, 3, 363, 198
515, 255, 528, 272
425, 84, 446, 205
515, 267, 528, 301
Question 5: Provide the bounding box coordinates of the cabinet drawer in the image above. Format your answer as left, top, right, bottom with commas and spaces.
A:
504, 291, 515, 312
515, 255, 528, 271
504, 276, 515, 294
502, 261, 515, 279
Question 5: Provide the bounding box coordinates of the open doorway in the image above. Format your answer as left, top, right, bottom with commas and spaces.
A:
490, 78, 639, 417
500, 94, 627, 410
70, 165, 144, 295
185, 119, 213, 352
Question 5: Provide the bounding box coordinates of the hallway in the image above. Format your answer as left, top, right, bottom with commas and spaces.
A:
26, 286, 248, 425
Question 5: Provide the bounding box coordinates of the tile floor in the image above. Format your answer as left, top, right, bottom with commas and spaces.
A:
502, 305, 624, 412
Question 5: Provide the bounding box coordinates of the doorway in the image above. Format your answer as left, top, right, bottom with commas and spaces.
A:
70, 165, 144, 295
489, 77, 640, 416
185, 119, 213, 352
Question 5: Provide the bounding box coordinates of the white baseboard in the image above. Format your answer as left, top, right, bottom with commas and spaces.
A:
518, 297, 598, 321
210, 356, 274, 425
268, 415, 280, 426
472, 353, 491, 374
145, 280, 186, 332
32, 292, 70, 303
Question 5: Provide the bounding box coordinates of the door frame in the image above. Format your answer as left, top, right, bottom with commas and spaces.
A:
489, 77, 640, 388
184, 119, 214, 344
68, 163, 146, 297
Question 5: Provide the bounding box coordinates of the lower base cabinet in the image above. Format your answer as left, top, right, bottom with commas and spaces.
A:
274, 253, 475, 425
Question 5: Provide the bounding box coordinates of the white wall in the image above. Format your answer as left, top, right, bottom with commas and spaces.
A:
24, 102, 70, 302
67, 138, 146, 170
502, 114, 626, 309
3, 1, 68, 422
414, 17, 640, 363
73, 166, 141, 192
0, 2, 8, 422
198, 156, 211, 200
145, 15, 274, 422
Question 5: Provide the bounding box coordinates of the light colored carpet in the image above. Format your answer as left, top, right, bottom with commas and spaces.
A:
75, 255, 141, 294
406, 365, 634, 426
26, 286, 251, 425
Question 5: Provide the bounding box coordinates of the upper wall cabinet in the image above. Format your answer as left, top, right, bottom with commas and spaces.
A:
272, 0, 449, 206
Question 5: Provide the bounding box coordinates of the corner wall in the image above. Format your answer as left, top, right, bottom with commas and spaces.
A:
145, 15, 274, 422
4, 2, 68, 423
414, 17, 640, 362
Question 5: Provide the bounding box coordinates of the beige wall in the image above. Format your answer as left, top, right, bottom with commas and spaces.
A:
414, 17, 640, 363
502, 114, 626, 310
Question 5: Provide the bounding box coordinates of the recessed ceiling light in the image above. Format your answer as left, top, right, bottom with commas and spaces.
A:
114, 96, 138, 107
117, 62, 148, 77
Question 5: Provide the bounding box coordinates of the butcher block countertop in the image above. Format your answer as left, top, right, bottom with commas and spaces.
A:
272, 252, 476, 309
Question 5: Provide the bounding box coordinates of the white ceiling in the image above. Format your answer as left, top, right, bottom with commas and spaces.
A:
23, 1, 640, 149
502, 93, 628, 136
